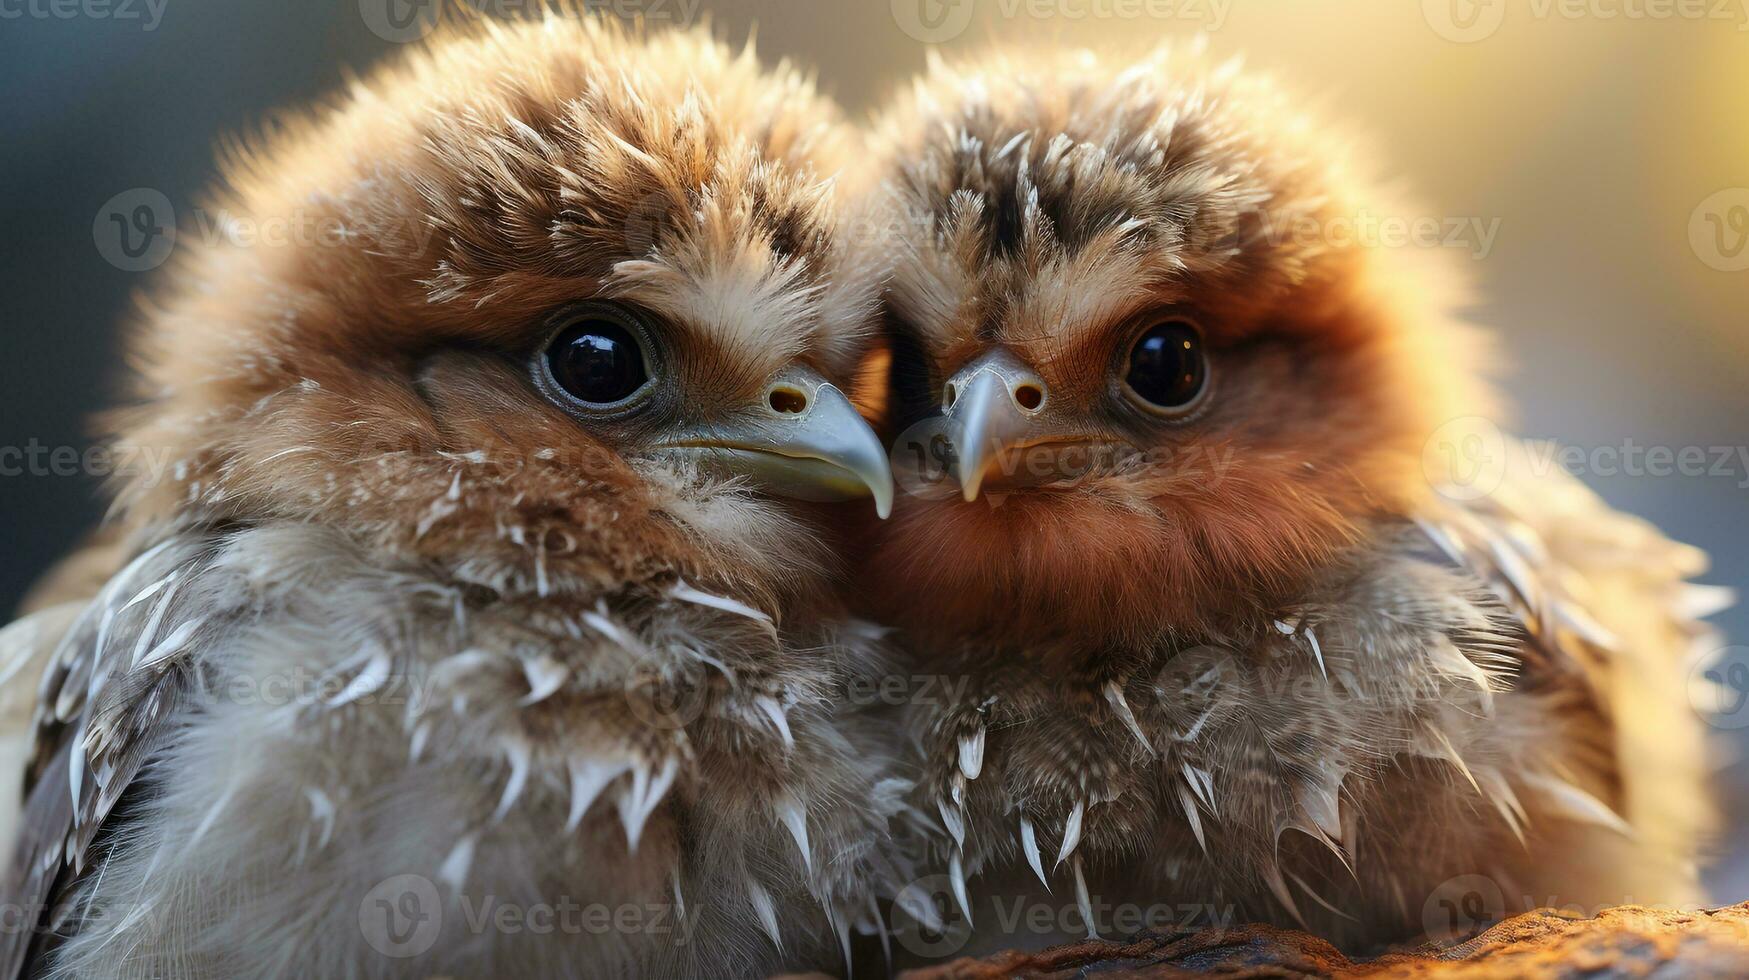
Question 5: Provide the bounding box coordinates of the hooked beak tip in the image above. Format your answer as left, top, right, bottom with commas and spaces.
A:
651, 376, 895, 515
946, 368, 1010, 504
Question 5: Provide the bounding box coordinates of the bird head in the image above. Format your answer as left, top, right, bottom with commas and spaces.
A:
866, 46, 1496, 649
110, 17, 891, 612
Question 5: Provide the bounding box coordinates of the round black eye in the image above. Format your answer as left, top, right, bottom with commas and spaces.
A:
546, 318, 649, 405
1125, 320, 1208, 410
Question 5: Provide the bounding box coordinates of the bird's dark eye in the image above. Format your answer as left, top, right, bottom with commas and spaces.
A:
1124, 319, 1208, 411
545, 316, 649, 406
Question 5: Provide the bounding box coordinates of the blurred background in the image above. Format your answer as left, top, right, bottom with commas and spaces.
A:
1, 0, 1744, 895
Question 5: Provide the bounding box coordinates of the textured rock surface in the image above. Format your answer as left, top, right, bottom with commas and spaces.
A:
895, 903, 1749, 979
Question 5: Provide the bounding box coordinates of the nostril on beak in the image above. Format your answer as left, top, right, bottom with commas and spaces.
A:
1013, 382, 1044, 411
768, 386, 809, 414
943, 382, 958, 409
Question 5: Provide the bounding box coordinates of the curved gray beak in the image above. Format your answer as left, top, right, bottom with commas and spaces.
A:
944, 349, 1127, 501
945, 350, 1053, 502
653, 367, 894, 518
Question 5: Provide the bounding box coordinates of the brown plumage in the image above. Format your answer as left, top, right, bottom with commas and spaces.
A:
860, 44, 1728, 956
0, 14, 906, 978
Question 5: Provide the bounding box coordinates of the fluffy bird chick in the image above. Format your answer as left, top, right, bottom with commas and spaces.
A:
863, 46, 1729, 952
0, 17, 907, 979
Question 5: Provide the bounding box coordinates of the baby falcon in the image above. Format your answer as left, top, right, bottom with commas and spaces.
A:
0, 17, 905, 979
865, 46, 1728, 951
